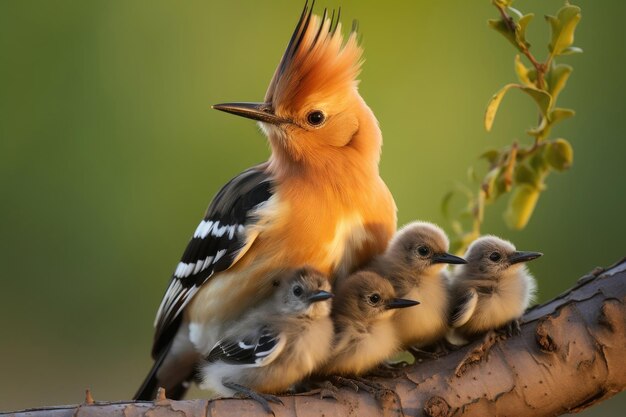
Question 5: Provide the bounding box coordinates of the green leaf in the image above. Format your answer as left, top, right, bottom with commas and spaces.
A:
527, 116, 548, 138
545, 138, 574, 171
442, 187, 474, 222
467, 166, 479, 183
504, 184, 541, 230
514, 163, 539, 186
485, 84, 513, 132
494, 0, 514, 8
514, 55, 533, 86
516, 13, 534, 48
521, 86, 553, 116
546, 5, 582, 56
441, 191, 455, 221
480, 149, 501, 165
529, 147, 550, 172
547, 63, 573, 102
528, 107, 575, 138
482, 167, 502, 201
550, 108, 575, 125
488, 18, 521, 52
485, 84, 552, 132
476, 189, 486, 223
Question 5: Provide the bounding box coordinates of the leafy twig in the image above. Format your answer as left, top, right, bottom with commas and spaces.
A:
443, 0, 582, 253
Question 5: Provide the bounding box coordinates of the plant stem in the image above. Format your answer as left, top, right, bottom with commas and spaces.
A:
494, 2, 547, 89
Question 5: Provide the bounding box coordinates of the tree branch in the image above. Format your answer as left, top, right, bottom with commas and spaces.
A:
5, 258, 626, 417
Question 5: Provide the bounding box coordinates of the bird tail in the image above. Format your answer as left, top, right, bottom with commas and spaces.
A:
133, 347, 190, 401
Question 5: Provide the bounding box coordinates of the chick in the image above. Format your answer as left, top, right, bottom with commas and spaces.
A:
448, 235, 542, 344
198, 267, 333, 413
319, 271, 419, 377
368, 221, 466, 350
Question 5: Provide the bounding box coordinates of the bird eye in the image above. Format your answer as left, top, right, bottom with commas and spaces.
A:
489, 252, 502, 262
417, 245, 430, 257
368, 293, 381, 305
306, 110, 326, 126
293, 285, 303, 297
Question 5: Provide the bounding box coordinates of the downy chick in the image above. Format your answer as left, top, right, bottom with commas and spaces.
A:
448, 236, 542, 344
368, 221, 466, 349
199, 267, 333, 413
319, 271, 419, 376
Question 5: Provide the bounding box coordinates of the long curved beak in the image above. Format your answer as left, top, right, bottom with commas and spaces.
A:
509, 251, 543, 264
212, 102, 288, 125
432, 252, 467, 265
308, 290, 334, 303
386, 298, 420, 310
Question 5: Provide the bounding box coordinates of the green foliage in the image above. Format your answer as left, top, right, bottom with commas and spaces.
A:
504, 184, 541, 229
484, 83, 552, 132
444, 1, 582, 252
546, 138, 574, 171
546, 5, 582, 57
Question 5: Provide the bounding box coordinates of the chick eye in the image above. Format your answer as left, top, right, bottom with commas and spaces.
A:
293, 285, 303, 297
417, 245, 430, 257
306, 110, 326, 126
489, 252, 502, 262
368, 293, 381, 305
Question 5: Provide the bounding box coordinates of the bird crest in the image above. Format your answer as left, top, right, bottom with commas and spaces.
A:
265, 1, 363, 110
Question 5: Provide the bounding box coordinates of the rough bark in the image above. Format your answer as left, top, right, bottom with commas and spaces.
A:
4, 259, 626, 417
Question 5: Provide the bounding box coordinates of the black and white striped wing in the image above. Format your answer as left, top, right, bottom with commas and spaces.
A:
207, 326, 284, 367
151, 163, 274, 357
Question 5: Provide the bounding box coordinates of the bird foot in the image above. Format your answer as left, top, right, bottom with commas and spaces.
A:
497, 319, 522, 338
408, 346, 439, 360
315, 380, 340, 400
224, 382, 283, 415
328, 375, 361, 392
366, 362, 409, 379
326, 376, 403, 412
353, 377, 404, 414
409, 339, 455, 360
323, 375, 384, 394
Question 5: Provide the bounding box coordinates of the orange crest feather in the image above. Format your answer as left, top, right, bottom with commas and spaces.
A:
265, 2, 363, 111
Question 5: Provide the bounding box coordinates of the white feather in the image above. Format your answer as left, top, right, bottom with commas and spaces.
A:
213, 249, 226, 263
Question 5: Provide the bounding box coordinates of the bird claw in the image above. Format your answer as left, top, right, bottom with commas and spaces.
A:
325, 375, 385, 394
329, 375, 361, 392
351, 377, 404, 411
317, 381, 339, 400
495, 319, 522, 339
409, 346, 440, 360
224, 382, 283, 415
320, 376, 401, 411
312, 377, 359, 401
352, 377, 387, 394
366, 362, 409, 379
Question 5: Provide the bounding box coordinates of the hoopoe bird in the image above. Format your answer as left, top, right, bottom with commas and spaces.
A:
367, 222, 466, 350
198, 267, 334, 414
318, 271, 418, 377
134, 2, 396, 400
447, 236, 542, 345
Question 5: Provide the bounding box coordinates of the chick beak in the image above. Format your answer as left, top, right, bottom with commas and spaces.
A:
432, 252, 468, 265
509, 251, 543, 264
386, 298, 420, 310
307, 290, 334, 303
212, 102, 288, 125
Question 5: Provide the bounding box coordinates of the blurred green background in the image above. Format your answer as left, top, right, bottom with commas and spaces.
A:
1, 0, 624, 414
